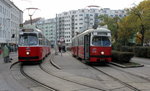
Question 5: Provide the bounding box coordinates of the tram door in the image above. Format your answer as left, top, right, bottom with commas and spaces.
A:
84, 35, 90, 60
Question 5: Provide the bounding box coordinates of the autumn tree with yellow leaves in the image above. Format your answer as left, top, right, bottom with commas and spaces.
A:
99, 0, 150, 46
127, 0, 150, 46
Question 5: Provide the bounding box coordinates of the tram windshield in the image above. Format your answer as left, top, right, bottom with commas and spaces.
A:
19, 33, 38, 46
92, 36, 111, 46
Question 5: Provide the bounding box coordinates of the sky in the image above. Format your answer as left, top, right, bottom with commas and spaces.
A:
11, 0, 144, 21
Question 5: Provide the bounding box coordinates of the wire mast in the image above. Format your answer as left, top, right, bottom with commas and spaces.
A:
26, 8, 39, 25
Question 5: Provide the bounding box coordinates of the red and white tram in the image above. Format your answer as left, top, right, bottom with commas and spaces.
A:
72, 27, 112, 64
18, 27, 51, 62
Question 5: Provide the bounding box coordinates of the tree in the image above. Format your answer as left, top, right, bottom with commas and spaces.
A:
144, 31, 150, 46
117, 13, 139, 45
98, 0, 150, 46
98, 15, 120, 42
129, 0, 150, 46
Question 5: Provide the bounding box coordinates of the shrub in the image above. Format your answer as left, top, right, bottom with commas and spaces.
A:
112, 50, 134, 63
120, 46, 133, 52
147, 47, 150, 58
112, 42, 122, 51
134, 47, 149, 58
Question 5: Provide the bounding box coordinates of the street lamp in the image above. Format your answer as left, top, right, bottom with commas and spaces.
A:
26, 8, 39, 25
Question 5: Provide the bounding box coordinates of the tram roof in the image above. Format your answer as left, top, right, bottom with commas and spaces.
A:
73, 27, 111, 39
20, 25, 42, 34
86, 27, 110, 33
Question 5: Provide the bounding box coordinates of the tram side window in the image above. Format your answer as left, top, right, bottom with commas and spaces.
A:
79, 37, 82, 46
74, 39, 76, 46
82, 36, 84, 45
75, 38, 78, 46
72, 39, 74, 46
39, 40, 42, 45
38, 34, 43, 45
42, 38, 45, 45
46, 40, 48, 46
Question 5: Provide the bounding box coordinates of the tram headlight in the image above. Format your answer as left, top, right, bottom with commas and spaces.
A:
101, 51, 104, 55
26, 51, 30, 55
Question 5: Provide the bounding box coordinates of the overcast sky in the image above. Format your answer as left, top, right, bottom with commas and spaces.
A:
11, 0, 144, 21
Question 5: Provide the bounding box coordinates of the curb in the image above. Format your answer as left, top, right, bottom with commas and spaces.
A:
110, 62, 144, 68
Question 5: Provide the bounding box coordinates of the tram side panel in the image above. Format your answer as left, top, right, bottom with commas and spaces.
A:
78, 45, 84, 59
72, 39, 78, 57
46, 46, 50, 55
72, 46, 77, 56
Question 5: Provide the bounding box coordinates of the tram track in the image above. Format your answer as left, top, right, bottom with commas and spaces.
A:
40, 53, 107, 91
108, 64, 150, 82
91, 66, 141, 91
10, 51, 148, 91
10, 61, 20, 69
10, 54, 106, 91
10, 61, 58, 91
66, 51, 144, 91
20, 64, 58, 91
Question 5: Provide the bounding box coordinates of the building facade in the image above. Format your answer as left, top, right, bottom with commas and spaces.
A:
25, 7, 127, 48
36, 18, 56, 47
56, 7, 126, 46
0, 0, 23, 47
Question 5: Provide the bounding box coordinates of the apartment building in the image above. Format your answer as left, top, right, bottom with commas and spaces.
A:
27, 6, 126, 47
36, 18, 56, 47
0, 0, 23, 47
56, 7, 126, 46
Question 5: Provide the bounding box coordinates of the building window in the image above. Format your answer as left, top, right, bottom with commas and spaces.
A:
79, 18, 83, 20
79, 14, 83, 16
79, 27, 82, 29
79, 23, 83, 25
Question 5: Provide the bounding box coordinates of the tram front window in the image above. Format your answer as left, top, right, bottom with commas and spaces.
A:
19, 34, 38, 46
92, 36, 111, 46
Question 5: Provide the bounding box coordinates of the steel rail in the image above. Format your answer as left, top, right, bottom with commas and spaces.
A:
92, 66, 141, 91
40, 53, 107, 91
109, 64, 150, 82
20, 64, 58, 91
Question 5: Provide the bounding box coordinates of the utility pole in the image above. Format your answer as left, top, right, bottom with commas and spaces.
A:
55, 14, 58, 55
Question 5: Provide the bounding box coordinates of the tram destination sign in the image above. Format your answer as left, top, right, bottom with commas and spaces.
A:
93, 32, 108, 36
97, 32, 107, 35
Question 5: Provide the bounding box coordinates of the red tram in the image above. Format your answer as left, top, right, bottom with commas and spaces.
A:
18, 27, 51, 62
72, 27, 112, 64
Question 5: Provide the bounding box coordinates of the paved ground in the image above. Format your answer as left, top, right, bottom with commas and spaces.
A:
0, 52, 30, 91
0, 51, 150, 91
